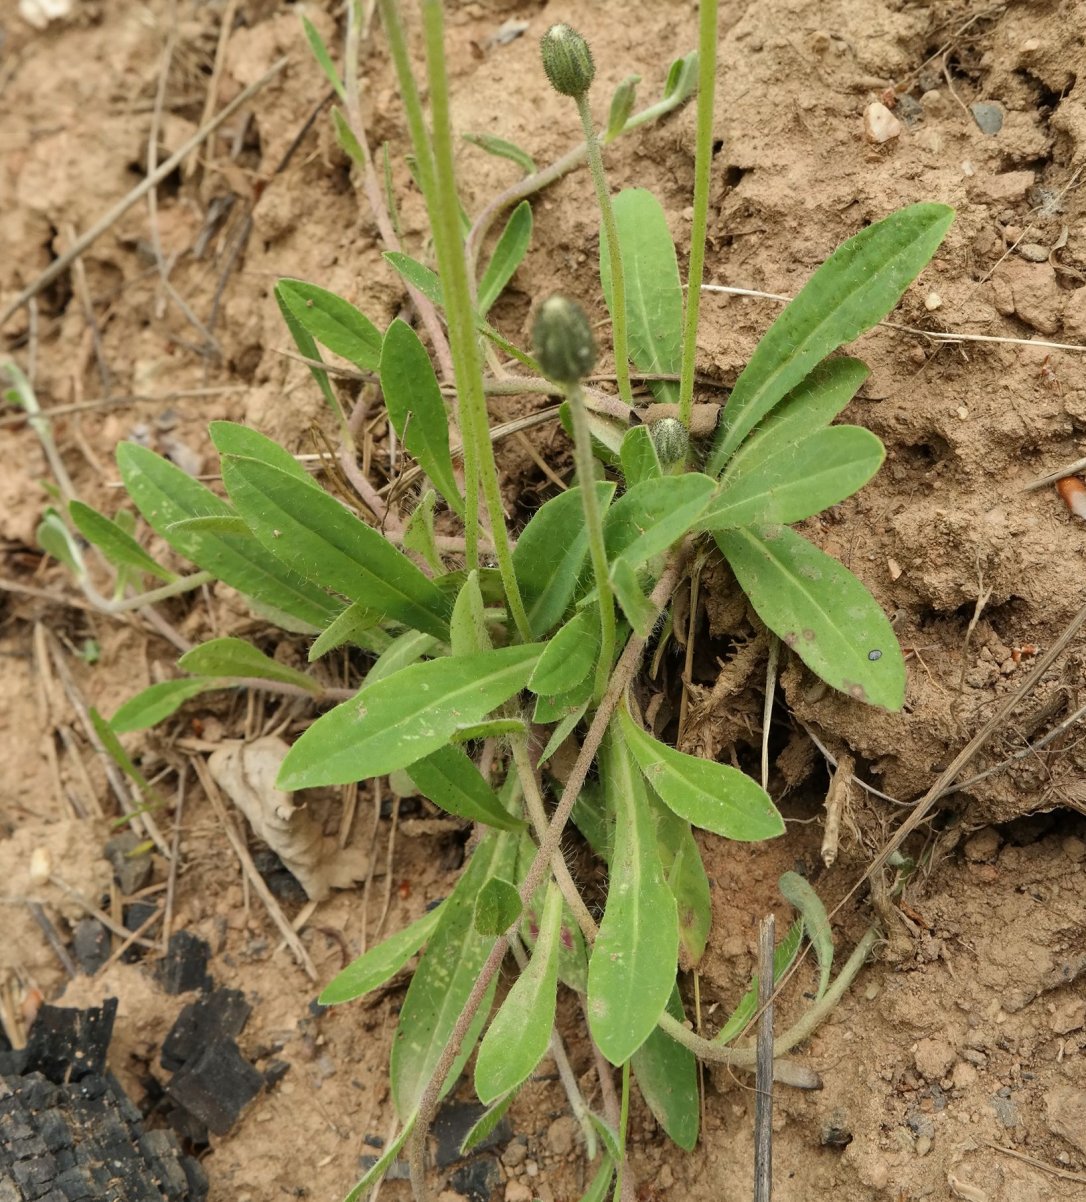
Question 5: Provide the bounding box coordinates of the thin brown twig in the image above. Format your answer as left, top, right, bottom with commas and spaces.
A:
0, 57, 289, 331
753, 914, 775, 1202
47, 876, 158, 949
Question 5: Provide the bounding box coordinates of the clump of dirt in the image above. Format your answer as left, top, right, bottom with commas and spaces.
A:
2, 1, 1086, 1201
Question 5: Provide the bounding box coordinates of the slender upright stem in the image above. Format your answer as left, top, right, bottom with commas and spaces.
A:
383, 1, 529, 639
568, 383, 615, 701
612, 1060, 633, 1202
574, 95, 635, 410
677, 0, 718, 432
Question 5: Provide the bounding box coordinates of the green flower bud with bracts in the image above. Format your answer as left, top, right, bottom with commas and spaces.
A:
540, 23, 596, 98
532, 296, 597, 385
650, 417, 690, 466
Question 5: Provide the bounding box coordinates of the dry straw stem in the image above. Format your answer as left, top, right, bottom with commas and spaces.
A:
701, 283, 1086, 355
0, 57, 289, 331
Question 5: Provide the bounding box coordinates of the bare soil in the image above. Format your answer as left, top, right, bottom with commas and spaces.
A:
2, 1, 1085, 1201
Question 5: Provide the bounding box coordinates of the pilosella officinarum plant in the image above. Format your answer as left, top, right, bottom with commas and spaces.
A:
10, 5, 952, 1199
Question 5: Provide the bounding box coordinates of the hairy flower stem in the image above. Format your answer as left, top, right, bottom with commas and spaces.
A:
676, 0, 719, 432
567, 383, 616, 701
574, 95, 635, 410
407, 0, 530, 639
612, 1061, 632, 1202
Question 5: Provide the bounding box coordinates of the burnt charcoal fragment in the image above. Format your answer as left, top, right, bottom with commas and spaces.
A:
165, 1038, 262, 1136
0, 1070, 206, 1201
160, 989, 251, 1072
448, 1155, 502, 1202
432, 1100, 511, 1167
156, 932, 212, 995
21, 1000, 117, 1085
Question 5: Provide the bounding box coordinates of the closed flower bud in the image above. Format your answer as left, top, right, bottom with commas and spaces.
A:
650, 417, 689, 466
540, 24, 595, 98
533, 296, 597, 385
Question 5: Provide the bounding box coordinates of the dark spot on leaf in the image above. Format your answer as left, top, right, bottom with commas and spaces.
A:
846, 682, 868, 701
803, 629, 816, 642
784, 632, 798, 648
868, 649, 882, 661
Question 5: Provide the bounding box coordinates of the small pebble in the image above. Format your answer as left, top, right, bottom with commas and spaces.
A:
924, 291, 943, 311
504, 1184, 533, 1202
864, 101, 903, 143
970, 102, 1004, 135
524, 1160, 539, 1179
956, 406, 969, 421
919, 90, 947, 116
1017, 242, 1049, 262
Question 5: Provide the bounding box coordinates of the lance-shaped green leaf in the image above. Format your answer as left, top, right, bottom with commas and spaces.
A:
610, 558, 656, 638
538, 703, 589, 766
307, 602, 389, 661
110, 678, 221, 733
706, 203, 954, 474
449, 570, 490, 656
459, 1091, 519, 1156
178, 637, 320, 693
619, 706, 784, 841
714, 919, 803, 1045
208, 420, 311, 481
69, 501, 175, 582
319, 907, 443, 1005
117, 443, 340, 631
715, 524, 905, 710
474, 876, 522, 936
385, 251, 443, 306
631, 987, 699, 1150
391, 825, 517, 1118
366, 629, 438, 683
38, 509, 85, 578
528, 605, 600, 696
477, 200, 532, 316
342, 1114, 416, 1202
723, 357, 870, 478
606, 74, 641, 141
276, 279, 382, 372
588, 727, 679, 1065
403, 490, 443, 573
579, 1158, 615, 1202
604, 474, 715, 570
513, 482, 616, 637
619, 423, 662, 487
380, 321, 463, 514
300, 14, 345, 100
779, 870, 833, 1000
278, 645, 540, 789
274, 283, 339, 416
475, 881, 562, 1103
406, 744, 526, 833
697, 426, 885, 531
462, 131, 536, 174
600, 188, 683, 403
663, 50, 698, 102
652, 796, 711, 967
221, 456, 450, 639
